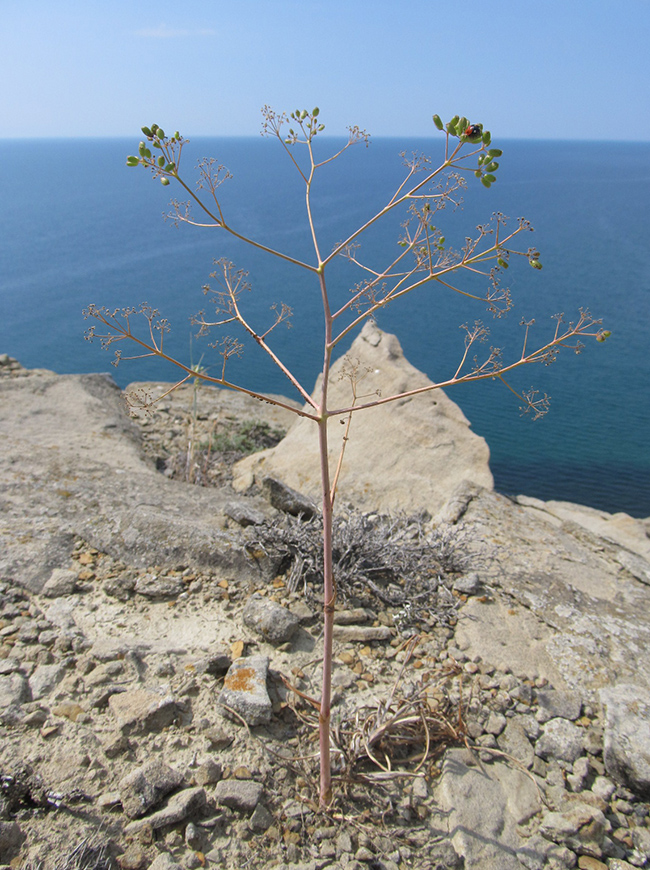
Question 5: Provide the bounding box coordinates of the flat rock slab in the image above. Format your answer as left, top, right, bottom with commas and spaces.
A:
218, 656, 272, 726
108, 689, 182, 734
433, 748, 541, 870
454, 489, 650, 702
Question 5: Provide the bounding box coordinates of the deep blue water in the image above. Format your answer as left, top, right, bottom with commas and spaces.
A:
1, 136, 649, 516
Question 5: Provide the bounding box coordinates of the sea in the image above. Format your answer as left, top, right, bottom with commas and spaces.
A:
1, 136, 649, 517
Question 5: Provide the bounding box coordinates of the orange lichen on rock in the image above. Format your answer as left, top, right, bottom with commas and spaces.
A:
224, 667, 255, 693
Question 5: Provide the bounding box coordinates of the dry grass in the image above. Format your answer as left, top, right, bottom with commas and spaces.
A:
282, 637, 466, 799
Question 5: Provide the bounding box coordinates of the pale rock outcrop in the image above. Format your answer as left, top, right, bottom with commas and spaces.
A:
232, 321, 493, 515
454, 487, 650, 701
0, 367, 289, 592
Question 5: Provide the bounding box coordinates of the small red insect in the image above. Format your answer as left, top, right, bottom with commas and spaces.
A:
464, 124, 482, 138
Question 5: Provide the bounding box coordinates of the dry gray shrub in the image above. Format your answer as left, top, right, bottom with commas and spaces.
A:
248, 509, 473, 631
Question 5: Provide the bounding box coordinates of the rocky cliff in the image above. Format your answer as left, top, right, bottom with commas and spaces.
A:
1, 346, 650, 870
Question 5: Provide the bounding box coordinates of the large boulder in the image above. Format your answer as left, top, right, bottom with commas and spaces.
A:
232, 321, 493, 516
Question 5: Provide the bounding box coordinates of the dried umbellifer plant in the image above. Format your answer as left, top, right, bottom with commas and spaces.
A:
84, 106, 609, 807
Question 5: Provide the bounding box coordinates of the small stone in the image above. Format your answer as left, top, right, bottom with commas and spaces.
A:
42, 568, 78, 597
536, 717, 584, 764
536, 689, 582, 723
567, 756, 591, 793
203, 726, 233, 750
97, 791, 122, 810
516, 833, 553, 870
577, 857, 607, 870
40, 724, 60, 738
547, 845, 579, 868
540, 801, 610, 858
194, 758, 222, 786
28, 663, 66, 700
484, 711, 507, 736
125, 787, 206, 835
37, 630, 59, 646
0, 673, 29, 710
102, 733, 131, 758
191, 651, 231, 676
119, 759, 184, 819
134, 573, 184, 599
334, 609, 371, 625
633, 826, 650, 860
290, 600, 314, 623
214, 779, 263, 813
51, 702, 84, 722
453, 572, 482, 595
332, 625, 392, 642
22, 708, 48, 727
218, 655, 272, 726
108, 689, 182, 734
249, 802, 274, 832
230, 640, 245, 659
336, 831, 353, 855
146, 853, 183, 870
498, 719, 535, 769
224, 501, 267, 526
261, 476, 317, 518
0, 820, 24, 859
519, 713, 542, 742
411, 777, 428, 801
242, 594, 299, 645
184, 821, 202, 849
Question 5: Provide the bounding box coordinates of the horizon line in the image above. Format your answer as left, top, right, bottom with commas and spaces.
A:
0, 134, 645, 145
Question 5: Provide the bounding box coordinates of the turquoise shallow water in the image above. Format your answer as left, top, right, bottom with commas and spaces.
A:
1, 136, 649, 515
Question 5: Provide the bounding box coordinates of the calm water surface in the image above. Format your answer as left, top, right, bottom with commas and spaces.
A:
1, 136, 648, 515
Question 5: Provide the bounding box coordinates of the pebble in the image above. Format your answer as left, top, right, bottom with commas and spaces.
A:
536, 689, 582, 723
119, 759, 184, 819
242, 593, 300, 645
124, 787, 206, 834
218, 655, 272, 725
214, 780, 263, 813
535, 717, 585, 764
332, 625, 392, 642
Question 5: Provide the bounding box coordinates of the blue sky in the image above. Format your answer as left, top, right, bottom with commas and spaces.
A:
1, 0, 648, 140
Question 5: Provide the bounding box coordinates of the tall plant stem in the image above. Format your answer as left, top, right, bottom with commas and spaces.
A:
318, 414, 335, 807
317, 267, 335, 807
